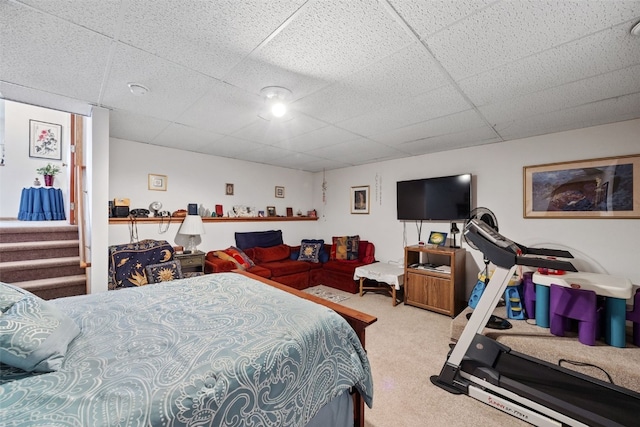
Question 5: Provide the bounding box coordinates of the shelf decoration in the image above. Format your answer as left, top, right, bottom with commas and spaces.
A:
428, 231, 447, 246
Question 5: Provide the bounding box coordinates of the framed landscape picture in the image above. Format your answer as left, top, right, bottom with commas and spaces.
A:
29, 120, 62, 160
523, 154, 640, 218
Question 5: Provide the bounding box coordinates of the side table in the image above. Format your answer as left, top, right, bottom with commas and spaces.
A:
354, 262, 405, 306
174, 251, 205, 275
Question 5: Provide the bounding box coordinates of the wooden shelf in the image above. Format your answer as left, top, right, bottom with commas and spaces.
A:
109, 216, 318, 224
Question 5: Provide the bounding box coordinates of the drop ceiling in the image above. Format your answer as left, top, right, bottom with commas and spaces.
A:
2, 0, 639, 172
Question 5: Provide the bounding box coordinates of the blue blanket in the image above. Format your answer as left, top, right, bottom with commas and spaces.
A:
0, 273, 373, 426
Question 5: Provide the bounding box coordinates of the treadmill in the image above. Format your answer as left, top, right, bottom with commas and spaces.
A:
431, 219, 640, 427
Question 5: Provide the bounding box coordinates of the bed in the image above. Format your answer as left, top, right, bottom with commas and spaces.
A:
0, 272, 376, 426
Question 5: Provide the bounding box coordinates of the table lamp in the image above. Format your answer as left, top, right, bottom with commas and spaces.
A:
178, 215, 205, 253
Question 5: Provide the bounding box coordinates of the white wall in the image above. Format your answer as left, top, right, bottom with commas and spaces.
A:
314, 119, 640, 297
108, 139, 319, 249
0, 100, 70, 218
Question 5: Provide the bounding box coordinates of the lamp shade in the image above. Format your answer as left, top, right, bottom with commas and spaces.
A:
178, 215, 205, 236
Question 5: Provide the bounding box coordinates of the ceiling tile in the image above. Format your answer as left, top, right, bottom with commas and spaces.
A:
274, 125, 361, 152
151, 123, 225, 150
388, 0, 495, 37
109, 109, 171, 142
494, 92, 640, 140
17, 0, 122, 37
480, 65, 640, 127
196, 135, 267, 159
101, 43, 219, 120
306, 137, 404, 164
460, 24, 640, 106
0, 2, 111, 103
293, 42, 451, 122
397, 127, 502, 155
231, 113, 327, 144
252, 0, 414, 81
337, 85, 471, 136
119, 0, 307, 79
426, 0, 640, 80
175, 82, 263, 135
373, 110, 492, 146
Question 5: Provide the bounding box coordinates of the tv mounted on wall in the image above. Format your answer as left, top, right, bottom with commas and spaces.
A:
396, 174, 472, 221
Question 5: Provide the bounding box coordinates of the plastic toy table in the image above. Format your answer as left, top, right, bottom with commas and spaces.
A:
532, 271, 633, 347
354, 262, 404, 306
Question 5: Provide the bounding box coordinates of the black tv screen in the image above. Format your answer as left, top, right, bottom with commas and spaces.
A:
396, 174, 472, 221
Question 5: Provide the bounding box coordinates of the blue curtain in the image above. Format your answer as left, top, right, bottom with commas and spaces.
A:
18, 187, 66, 221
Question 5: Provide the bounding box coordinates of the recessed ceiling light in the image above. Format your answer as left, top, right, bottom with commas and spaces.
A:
127, 83, 149, 96
631, 20, 640, 36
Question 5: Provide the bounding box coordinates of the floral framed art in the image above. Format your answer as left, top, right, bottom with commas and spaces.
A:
351, 185, 370, 214
523, 154, 640, 219
29, 120, 62, 160
148, 174, 167, 191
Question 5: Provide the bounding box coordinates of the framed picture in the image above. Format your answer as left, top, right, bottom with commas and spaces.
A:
266, 206, 276, 217
148, 174, 167, 191
225, 183, 234, 195
275, 186, 285, 198
523, 154, 640, 218
428, 231, 448, 247
286, 207, 293, 217
350, 185, 370, 214
29, 120, 62, 160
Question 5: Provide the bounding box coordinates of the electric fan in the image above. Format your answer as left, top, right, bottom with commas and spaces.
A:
149, 201, 162, 217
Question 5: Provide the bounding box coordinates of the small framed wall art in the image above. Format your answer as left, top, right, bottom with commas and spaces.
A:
267, 206, 276, 217
29, 120, 62, 160
148, 174, 167, 191
275, 186, 285, 198
350, 185, 370, 214
226, 183, 234, 195
428, 231, 448, 247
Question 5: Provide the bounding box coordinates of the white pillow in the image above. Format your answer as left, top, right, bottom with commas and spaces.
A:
0, 283, 80, 372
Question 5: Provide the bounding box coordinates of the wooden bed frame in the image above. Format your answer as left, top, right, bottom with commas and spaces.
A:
236, 271, 378, 427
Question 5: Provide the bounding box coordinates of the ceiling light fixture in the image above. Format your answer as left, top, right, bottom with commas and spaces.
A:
259, 86, 292, 120
127, 82, 149, 96
632, 20, 640, 36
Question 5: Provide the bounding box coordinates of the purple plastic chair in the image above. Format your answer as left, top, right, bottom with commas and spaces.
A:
522, 272, 536, 319
626, 288, 640, 347
549, 284, 601, 346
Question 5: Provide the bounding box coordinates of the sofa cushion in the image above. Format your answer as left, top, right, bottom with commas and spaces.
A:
322, 259, 367, 274
253, 244, 291, 263
146, 260, 183, 283
331, 235, 360, 260
297, 241, 322, 263
235, 230, 283, 250
260, 259, 311, 277
358, 240, 376, 264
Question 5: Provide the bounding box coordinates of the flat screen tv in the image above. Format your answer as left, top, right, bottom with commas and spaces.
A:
396, 174, 472, 221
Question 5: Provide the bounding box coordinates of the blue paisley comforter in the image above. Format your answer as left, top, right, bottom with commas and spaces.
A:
0, 273, 373, 426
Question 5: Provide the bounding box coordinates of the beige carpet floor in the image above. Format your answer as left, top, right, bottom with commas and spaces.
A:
308, 285, 528, 427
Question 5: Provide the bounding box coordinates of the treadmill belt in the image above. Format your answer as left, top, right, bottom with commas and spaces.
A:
496, 352, 639, 426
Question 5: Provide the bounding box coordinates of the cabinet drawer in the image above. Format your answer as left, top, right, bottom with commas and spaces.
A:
179, 256, 203, 267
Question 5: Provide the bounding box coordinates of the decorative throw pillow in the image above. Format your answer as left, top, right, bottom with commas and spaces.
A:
297, 241, 322, 263
216, 246, 255, 269
0, 283, 80, 372
145, 260, 184, 283
331, 235, 360, 261
214, 250, 247, 270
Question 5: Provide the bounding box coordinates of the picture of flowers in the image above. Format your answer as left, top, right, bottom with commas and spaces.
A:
29, 120, 62, 160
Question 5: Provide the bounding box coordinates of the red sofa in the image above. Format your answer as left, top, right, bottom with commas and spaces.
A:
204, 232, 375, 293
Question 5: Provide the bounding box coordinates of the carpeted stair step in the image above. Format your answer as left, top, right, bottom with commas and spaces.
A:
0, 225, 78, 244
0, 256, 85, 283
16, 275, 87, 300
0, 240, 80, 262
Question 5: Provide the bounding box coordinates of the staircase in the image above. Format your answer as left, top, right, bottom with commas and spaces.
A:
0, 225, 87, 300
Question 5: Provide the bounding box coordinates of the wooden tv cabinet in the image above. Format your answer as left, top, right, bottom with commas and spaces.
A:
404, 245, 466, 317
